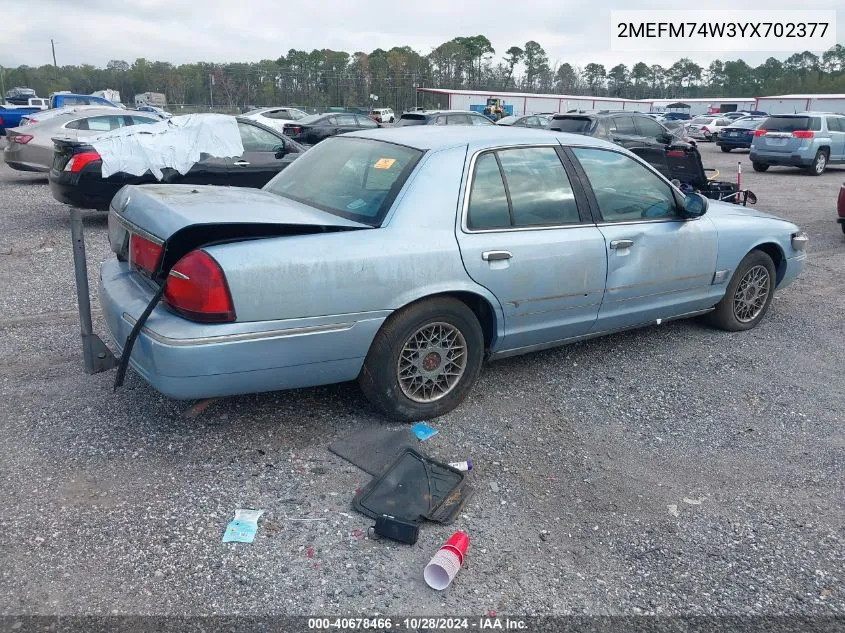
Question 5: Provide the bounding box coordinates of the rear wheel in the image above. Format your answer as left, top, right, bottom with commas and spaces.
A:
752, 162, 769, 172
721, 146, 731, 153
708, 250, 776, 332
358, 297, 484, 421
807, 149, 828, 176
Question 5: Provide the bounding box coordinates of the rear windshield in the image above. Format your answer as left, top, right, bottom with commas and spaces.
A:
264, 137, 423, 225
396, 114, 427, 126
761, 116, 821, 132
297, 114, 323, 125
549, 117, 595, 134
729, 118, 765, 129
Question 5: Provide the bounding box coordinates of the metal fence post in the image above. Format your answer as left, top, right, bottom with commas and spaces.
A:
69, 207, 118, 374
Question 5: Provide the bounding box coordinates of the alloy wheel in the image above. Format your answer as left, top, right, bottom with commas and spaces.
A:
397, 322, 467, 403
732, 265, 771, 323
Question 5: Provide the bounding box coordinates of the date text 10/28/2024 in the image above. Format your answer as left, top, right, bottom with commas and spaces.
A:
308, 617, 528, 630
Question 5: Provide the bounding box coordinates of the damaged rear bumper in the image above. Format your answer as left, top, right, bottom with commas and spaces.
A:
99, 259, 385, 399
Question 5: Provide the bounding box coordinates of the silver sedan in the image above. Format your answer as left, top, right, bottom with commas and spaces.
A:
3, 108, 160, 172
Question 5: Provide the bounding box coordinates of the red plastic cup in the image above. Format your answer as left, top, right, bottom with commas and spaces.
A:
440, 531, 469, 565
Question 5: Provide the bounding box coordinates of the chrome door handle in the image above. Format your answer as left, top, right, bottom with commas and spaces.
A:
482, 250, 512, 261
234, 160, 250, 166
610, 239, 634, 249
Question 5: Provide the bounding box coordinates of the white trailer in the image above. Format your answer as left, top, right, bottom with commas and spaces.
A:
755, 94, 845, 114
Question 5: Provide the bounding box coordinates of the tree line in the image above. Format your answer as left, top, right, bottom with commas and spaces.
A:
2, 37, 844, 112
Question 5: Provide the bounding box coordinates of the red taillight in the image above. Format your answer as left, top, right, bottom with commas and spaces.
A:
702, 126, 710, 133
163, 250, 235, 323
12, 135, 33, 144
64, 150, 101, 173
792, 130, 814, 139
285, 125, 302, 135
666, 150, 686, 157
129, 233, 163, 277
753, 129, 767, 137
0, 115, 3, 125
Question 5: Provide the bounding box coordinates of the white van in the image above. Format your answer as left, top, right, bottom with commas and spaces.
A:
370, 108, 395, 123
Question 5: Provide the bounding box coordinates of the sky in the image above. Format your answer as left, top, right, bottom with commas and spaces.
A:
3, 0, 843, 71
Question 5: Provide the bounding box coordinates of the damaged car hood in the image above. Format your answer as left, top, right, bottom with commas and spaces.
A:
112, 184, 370, 240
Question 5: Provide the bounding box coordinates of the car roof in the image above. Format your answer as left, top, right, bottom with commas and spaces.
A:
400, 109, 483, 116
346, 125, 617, 152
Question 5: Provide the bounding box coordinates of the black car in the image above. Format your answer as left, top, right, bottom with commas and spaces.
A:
715, 117, 766, 152
395, 110, 495, 126
281, 112, 379, 145
549, 111, 693, 178
660, 112, 691, 121
49, 118, 305, 210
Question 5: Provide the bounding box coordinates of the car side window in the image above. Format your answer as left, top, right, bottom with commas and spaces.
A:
470, 115, 493, 126
572, 147, 679, 222
238, 122, 283, 152
356, 116, 378, 128
498, 147, 580, 227
467, 153, 511, 229
71, 115, 124, 132
827, 117, 843, 132
126, 116, 158, 126
448, 114, 472, 125
433, 116, 447, 126
611, 116, 636, 135
264, 110, 292, 120
336, 114, 358, 126
634, 117, 666, 139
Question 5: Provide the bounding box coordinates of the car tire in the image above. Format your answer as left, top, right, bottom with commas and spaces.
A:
358, 297, 484, 421
707, 250, 777, 332
807, 149, 828, 176
752, 162, 769, 172
721, 146, 731, 152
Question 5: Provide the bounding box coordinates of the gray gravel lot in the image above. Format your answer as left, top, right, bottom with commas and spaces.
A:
0, 138, 843, 618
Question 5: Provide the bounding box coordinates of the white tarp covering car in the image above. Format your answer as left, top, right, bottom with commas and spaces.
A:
89, 113, 244, 178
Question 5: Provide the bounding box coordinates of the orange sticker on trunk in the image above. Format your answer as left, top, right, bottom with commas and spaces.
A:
374, 158, 396, 169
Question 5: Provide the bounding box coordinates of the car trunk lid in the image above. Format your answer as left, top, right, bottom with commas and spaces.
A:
108, 184, 370, 282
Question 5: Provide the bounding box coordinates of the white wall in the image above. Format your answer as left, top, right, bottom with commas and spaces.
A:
756, 98, 810, 114
809, 98, 845, 113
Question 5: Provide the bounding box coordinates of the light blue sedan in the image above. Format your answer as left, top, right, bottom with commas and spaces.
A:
101, 127, 807, 420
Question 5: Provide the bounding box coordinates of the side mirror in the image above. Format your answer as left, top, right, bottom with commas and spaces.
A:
274, 145, 287, 158
658, 133, 672, 144
682, 192, 709, 217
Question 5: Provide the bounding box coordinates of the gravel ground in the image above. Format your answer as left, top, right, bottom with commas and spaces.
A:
0, 139, 843, 618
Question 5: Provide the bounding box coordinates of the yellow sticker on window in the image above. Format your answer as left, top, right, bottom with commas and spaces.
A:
374, 158, 396, 169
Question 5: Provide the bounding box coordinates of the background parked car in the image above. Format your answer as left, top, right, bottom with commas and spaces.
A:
395, 110, 495, 126
136, 104, 173, 119
660, 112, 692, 121
239, 106, 309, 134
281, 112, 379, 145
4, 108, 160, 173
750, 112, 845, 176
49, 93, 119, 109
716, 117, 767, 152
496, 114, 553, 129
685, 115, 732, 141
370, 108, 395, 123
548, 111, 693, 178
49, 118, 305, 209
18, 105, 110, 127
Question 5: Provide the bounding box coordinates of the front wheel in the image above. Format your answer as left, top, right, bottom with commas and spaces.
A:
358, 297, 484, 421
721, 146, 731, 153
752, 162, 769, 172
707, 250, 776, 332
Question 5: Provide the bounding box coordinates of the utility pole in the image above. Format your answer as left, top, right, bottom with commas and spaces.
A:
51, 39, 57, 67
209, 73, 214, 108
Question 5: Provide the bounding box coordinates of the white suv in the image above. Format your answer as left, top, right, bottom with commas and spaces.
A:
370, 108, 395, 123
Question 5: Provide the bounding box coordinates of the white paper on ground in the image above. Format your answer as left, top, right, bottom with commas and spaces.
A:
89, 113, 244, 179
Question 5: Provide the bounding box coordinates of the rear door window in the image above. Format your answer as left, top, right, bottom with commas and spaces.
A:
610, 116, 636, 135
448, 114, 472, 125
498, 147, 580, 226
551, 117, 594, 134
634, 117, 666, 139
356, 116, 378, 128
336, 114, 358, 126
827, 117, 844, 132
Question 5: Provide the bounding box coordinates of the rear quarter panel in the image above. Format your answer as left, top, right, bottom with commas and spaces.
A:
210, 145, 504, 327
